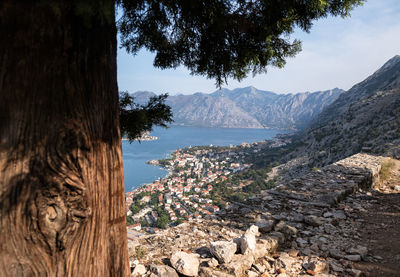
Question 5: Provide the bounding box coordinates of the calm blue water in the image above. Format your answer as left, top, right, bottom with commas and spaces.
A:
122, 126, 284, 192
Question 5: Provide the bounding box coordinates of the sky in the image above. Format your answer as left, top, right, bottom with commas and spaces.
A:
117, 0, 400, 95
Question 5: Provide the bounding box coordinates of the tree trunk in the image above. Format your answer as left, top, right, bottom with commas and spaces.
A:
0, 2, 129, 276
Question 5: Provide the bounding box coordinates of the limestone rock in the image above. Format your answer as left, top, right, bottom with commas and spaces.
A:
288, 249, 299, 257
332, 210, 347, 220
323, 212, 333, 218
274, 221, 297, 237
347, 268, 362, 277
302, 258, 329, 274
199, 267, 234, 277
210, 241, 237, 264
269, 232, 285, 243
253, 263, 266, 273
329, 249, 345, 260
259, 236, 279, 253
304, 215, 323, 227
253, 243, 268, 260
170, 251, 199, 276
131, 264, 147, 277
329, 261, 344, 273
149, 264, 178, 277
256, 219, 275, 233
347, 245, 368, 256
207, 258, 219, 268
278, 253, 298, 269
345, 254, 361, 262
247, 270, 258, 277
239, 225, 259, 254
222, 254, 254, 277
296, 237, 308, 248
128, 240, 141, 256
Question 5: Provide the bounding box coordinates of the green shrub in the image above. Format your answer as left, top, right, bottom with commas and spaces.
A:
126, 216, 134, 226
380, 159, 396, 181
134, 246, 147, 259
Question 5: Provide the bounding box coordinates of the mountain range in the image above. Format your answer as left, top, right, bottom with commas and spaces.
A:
131, 55, 400, 167
132, 87, 343, 130
297, 55, 400, 165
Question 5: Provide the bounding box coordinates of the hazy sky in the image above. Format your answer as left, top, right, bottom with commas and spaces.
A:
117, 0, 400, 95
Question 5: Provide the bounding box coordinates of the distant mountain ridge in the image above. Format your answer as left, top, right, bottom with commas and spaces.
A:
286, 55, 400, 167
131, 87, 343, 130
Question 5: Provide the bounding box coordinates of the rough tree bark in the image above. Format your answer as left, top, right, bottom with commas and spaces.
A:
0, 1, 129, 276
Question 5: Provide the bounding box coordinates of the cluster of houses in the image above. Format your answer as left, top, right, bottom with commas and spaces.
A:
126, 144, 260, 233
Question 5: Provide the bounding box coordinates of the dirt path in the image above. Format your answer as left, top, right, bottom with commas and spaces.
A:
353, 158, 400, 276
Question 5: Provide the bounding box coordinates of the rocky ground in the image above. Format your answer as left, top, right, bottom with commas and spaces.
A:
127, 153, 400, 276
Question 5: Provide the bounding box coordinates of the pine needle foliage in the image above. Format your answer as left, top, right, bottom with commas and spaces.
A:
119, 91, 173, 141
118, 0, 363, 86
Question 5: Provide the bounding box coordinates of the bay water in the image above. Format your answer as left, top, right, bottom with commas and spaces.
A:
122, 126, 283, 192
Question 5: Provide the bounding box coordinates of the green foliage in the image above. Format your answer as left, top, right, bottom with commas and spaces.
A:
209, 166, 275, 205
245, 142, 305, 169
119, 91, 173, 142
243, 179, 274, 193
232, 167, 272, 182
380, 159, 396, 182
229, 193, 245, 202
150, 192, 160, 204
156, 214, 170, 229
129, 192, 150, 214
118, 0, 362, 86
213, 199, 225, 209
129, 204, 141, 214
158, 158, 172, 167
155, 207, 170, 229
314, 130, 327, 142
126, 215, 134, 226
133, 246, 147, 259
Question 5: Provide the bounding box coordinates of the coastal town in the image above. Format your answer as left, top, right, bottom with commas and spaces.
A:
125, 135, 291, 234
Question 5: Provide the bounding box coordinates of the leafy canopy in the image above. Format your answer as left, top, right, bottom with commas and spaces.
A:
119, 91, 173, 141
118, 0, 363, 86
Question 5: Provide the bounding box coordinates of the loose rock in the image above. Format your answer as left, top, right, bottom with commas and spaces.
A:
345, 254, 361, 262
239, 225, 258, 254
149, 265, 178, 277
131, 264, 147, 277
210, 241, 237, 264
170, 251, 199, 276
304, 215, 324, 227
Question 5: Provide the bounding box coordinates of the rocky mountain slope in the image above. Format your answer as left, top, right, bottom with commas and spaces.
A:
282, 55, 400, 169
166, 92, 263, 128
212, 87, 343, 130
130, 87, 343, 130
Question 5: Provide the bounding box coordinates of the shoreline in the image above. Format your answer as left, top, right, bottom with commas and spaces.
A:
123, 126, 289, 193
122, 136, 159, 142
170, 124, 297, 131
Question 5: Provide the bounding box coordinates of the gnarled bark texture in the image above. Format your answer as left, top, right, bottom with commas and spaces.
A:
0, 1, 129, 276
